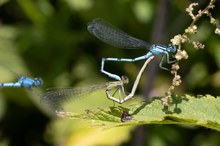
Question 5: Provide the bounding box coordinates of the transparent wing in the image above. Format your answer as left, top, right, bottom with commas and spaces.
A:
87, 18, 150, 49
42, 84, 107, 112
0, 62, 20, 78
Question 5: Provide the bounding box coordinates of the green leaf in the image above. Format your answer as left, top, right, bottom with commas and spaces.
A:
55, 94, 220, 131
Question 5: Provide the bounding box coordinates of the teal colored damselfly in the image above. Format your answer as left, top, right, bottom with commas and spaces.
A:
87, 18, 176, 81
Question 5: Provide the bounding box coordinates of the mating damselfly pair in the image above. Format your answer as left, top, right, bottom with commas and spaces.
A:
0, 18, 176, 114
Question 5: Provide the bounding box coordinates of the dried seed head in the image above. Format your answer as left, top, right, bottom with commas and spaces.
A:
175, 50, 189, 61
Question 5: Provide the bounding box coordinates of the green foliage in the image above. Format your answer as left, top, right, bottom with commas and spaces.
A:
55, 94, 220, 131
0, 0, 219, 145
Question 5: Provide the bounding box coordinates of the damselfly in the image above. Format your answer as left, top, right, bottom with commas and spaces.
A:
0, 62, 42, 89
106, 56, 154, 103
87, 18, 176, 81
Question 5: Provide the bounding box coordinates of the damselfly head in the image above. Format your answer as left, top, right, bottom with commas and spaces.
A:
167, 44, 176, 53
121, 76, 129, 84
34, 78, 43, 87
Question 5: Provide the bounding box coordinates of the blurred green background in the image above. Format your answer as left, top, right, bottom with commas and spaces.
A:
0, 0, 220, 146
